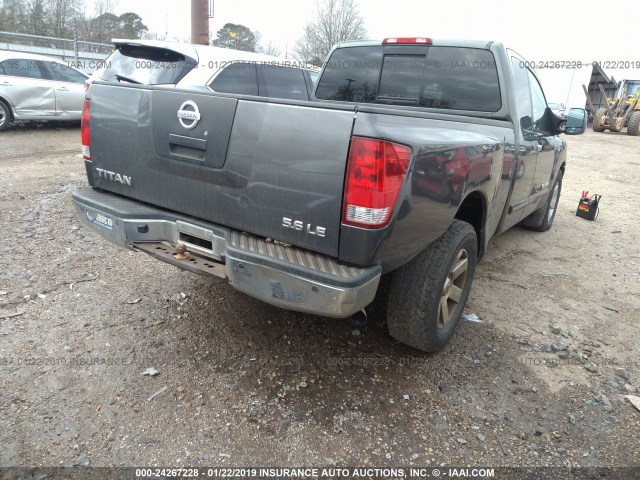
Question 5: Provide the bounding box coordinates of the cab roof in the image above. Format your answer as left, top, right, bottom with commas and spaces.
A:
333, 38, 502, 50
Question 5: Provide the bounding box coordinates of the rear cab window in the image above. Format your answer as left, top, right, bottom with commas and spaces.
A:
316, 45, 501, 112
93, 45, 196, 85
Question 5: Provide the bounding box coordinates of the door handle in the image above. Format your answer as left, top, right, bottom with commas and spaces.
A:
56, 87, 69, 91
1, 81, 11, 86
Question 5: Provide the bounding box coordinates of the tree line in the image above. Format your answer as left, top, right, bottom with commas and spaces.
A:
0, 0, 367, 64
0, 0, 147, 43
212, 0, 367, 65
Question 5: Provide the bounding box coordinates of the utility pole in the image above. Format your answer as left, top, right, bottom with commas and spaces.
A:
73, 17, 78, 62
190, 0, 209, 45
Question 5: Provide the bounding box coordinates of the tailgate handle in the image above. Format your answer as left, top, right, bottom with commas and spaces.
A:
168, 133, 207, 161
169, 133, 207, 150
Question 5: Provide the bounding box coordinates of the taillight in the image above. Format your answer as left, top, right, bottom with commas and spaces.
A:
84, 79, 91, 92
383, 37, 432, 44
342, 136, 412, 228
81, 99, 91, 161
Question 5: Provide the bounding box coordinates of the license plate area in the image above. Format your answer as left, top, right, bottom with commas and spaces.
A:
88, 211, 114, 230
175, 220, 225, 260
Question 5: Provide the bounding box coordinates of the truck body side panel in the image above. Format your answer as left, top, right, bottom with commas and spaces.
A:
339, 110, 514, 269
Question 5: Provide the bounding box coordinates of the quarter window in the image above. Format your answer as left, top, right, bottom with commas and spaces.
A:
210, 62, 258, 96
259, 65, 308, 100
48, 63, 87, 83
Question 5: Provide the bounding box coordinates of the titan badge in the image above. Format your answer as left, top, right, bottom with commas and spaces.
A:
95, 167, 132, 187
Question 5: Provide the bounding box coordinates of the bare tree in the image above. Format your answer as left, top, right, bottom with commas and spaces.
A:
76, 0, 147, 44
0, 0, 148, 42
24, 0, 48, 35
1, 0, 80, 36
47, 0, 81, 37
294, 0, 367, 66
78, 0, 116, 42
258, 40, 281, 57
0, 0, 27, 33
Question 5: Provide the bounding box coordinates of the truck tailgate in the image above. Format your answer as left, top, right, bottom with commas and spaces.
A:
87, 84, 356, 257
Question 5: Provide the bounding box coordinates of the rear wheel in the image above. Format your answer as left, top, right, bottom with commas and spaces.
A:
521, 169, 563, 231
628, 111, 640, 136
386, 220, 477, 352
592, 107, 607, 132
0, 101, 11, 131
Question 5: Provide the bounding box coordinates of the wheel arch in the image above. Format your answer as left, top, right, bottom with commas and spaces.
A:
454, 190, 487, 259
556, 161, 566, 188
0, 95, 14, 120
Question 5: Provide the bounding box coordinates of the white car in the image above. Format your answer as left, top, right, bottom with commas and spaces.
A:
0, 51, 89, 131
90, 39, 318, 100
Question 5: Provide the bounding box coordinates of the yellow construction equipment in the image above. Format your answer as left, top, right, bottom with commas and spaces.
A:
583, 80, 640, 136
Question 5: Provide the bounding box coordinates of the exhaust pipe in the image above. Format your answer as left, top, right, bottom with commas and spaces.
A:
351, 308, 368, 328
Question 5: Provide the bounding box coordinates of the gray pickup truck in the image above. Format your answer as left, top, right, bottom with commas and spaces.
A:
72, 38, 587, 352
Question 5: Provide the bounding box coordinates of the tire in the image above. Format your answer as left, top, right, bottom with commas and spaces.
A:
386, 220, 477, 352
628, 111, 640, 136
0, 100, 11, 131
521, 169, 563, 232
592, 108, 607, 132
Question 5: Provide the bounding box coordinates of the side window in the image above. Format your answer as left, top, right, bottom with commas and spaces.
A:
510, 56, 533, 133
526, 70, 548, 132
209, 62, 258, 96
258, 65, 308, 100
0, 59, 46, 79
48, 63, 87, 83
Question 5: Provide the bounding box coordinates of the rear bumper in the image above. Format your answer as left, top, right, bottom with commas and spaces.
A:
72, 188, 381, 318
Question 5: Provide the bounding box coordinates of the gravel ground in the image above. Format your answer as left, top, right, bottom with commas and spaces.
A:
0, 122, 639, 471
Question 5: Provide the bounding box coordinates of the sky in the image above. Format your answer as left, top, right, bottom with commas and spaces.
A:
107, 0, 640, 107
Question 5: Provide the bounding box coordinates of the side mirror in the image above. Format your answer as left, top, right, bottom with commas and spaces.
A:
541, 107, 566, 135
564, 108, 588, 135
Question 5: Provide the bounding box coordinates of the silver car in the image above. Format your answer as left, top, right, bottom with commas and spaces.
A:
0, 51, 89, 131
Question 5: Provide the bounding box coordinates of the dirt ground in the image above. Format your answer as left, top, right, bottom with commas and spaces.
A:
0, 121, 639, 471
